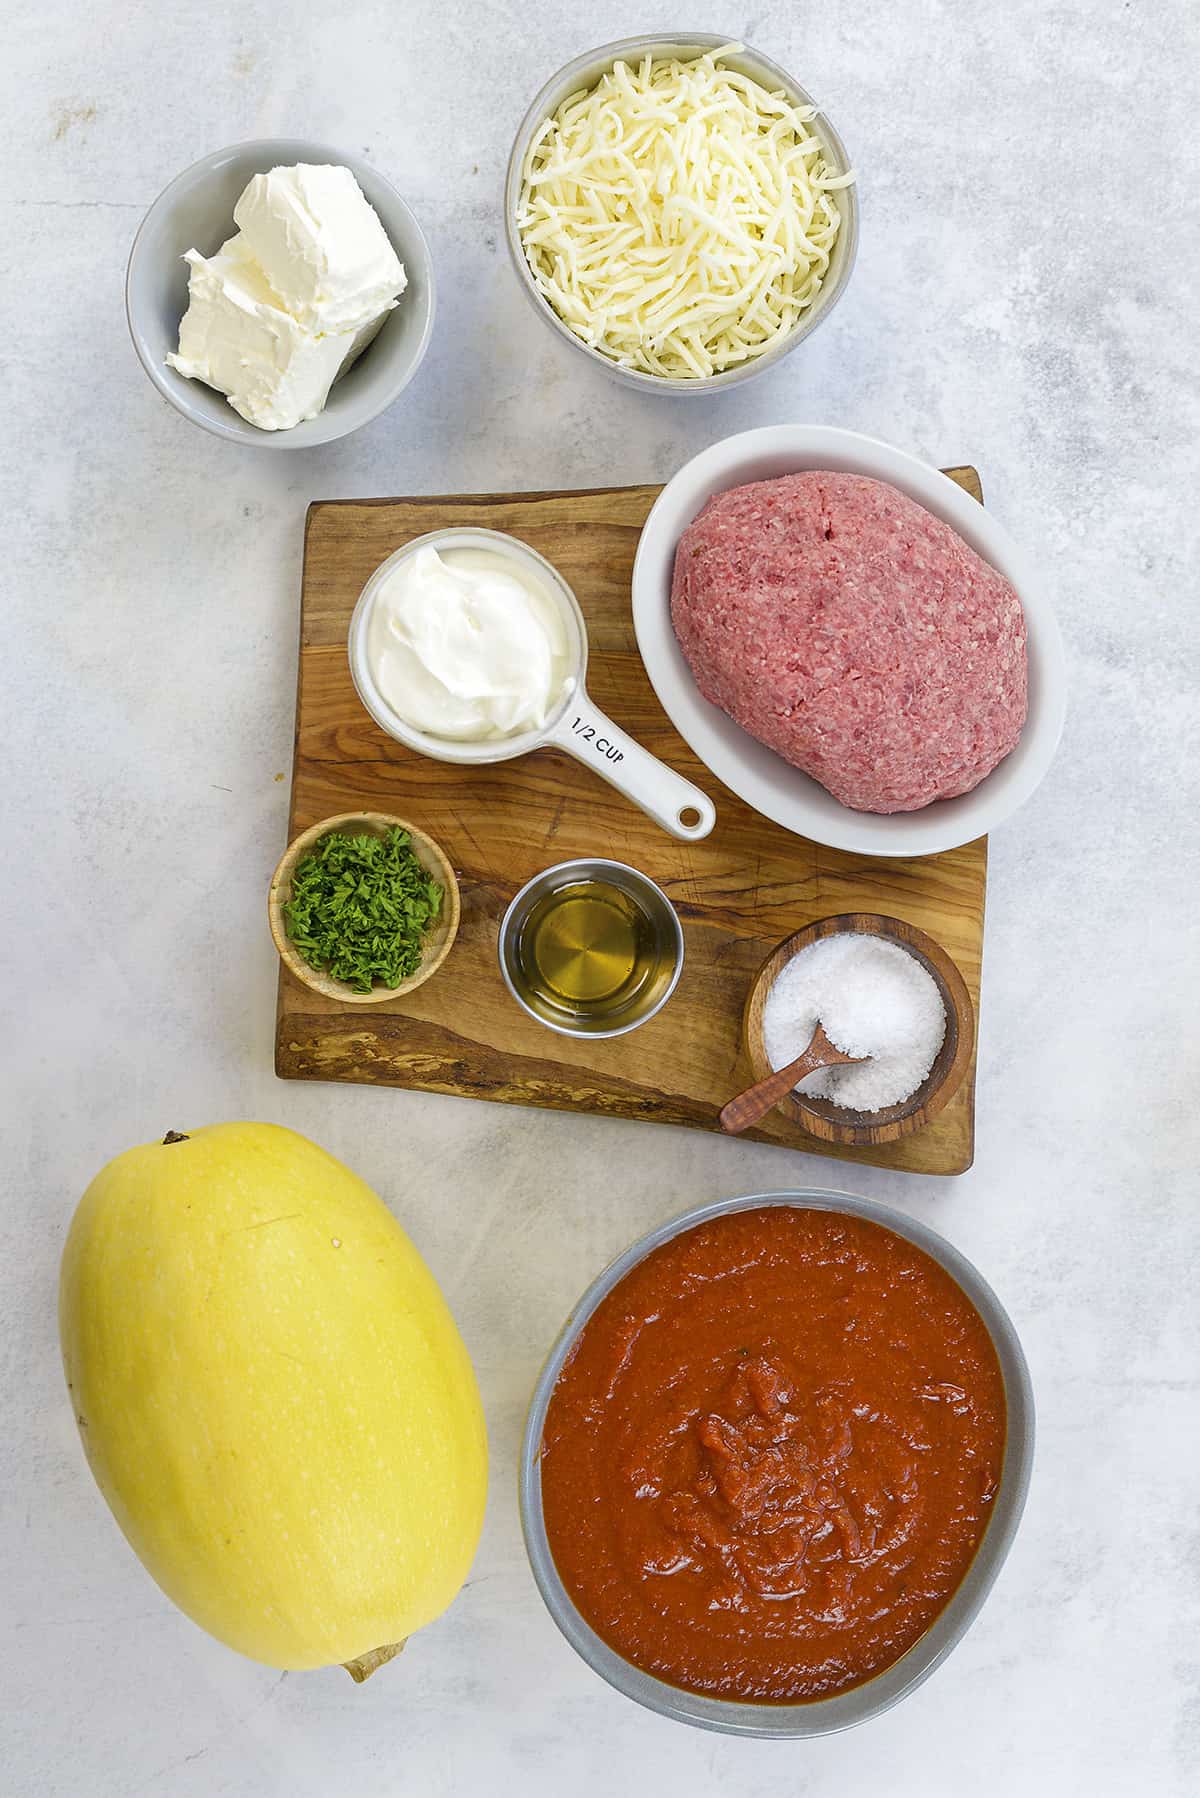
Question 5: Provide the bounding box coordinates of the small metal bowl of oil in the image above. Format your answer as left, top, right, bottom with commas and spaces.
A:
498, 858, 684, 1039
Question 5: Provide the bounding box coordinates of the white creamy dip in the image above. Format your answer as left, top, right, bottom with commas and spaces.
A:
365, 545, 572, 740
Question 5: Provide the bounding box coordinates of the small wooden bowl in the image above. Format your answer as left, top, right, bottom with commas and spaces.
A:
268, 812, 460, 1005
743, 913, 975, 1146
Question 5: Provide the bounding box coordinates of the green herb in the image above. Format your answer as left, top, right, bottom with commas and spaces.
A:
283, 826, 443, 994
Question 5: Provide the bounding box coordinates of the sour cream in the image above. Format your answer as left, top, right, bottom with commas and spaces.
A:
364, 544, 572, 741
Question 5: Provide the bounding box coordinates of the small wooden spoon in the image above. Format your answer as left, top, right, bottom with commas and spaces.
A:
719, 1022, 865, 1136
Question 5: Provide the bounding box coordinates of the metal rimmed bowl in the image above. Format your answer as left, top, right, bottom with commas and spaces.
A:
505, 36, 857, 392
743, 913, 975, 1147
126, 138, 435, 447
519, 1189, 1035, 1737
497, 857, 683, 1039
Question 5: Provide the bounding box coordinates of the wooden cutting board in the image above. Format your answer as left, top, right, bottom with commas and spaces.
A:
277, 473, 987, 1175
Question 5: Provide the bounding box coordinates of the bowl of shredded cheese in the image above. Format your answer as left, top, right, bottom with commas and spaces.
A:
507, 37, 857, 389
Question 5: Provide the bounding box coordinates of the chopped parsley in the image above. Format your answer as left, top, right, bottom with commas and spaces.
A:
283, 825, 443, 994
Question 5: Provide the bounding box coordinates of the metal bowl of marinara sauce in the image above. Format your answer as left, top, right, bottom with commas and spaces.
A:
519, 1189, 1034, 1737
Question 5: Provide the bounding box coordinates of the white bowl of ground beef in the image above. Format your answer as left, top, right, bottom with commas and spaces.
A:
632, 426, 1066, 857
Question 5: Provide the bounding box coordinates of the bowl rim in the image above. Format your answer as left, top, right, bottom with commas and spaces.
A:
267, 810, 460, 1003
519, 1187, 1035, 1737
496, 856, 685, 1039
631, 424, 1068, 856
125, 137, 436, 448
347, 526, 589, 764
504, 34, 858, 394
742, 913, 976, 1145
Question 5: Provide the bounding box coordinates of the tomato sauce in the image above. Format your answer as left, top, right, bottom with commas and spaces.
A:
540, 1206, 1006, 1702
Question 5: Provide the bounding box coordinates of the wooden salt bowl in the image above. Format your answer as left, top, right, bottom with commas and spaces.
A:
743, 913, 975, 1147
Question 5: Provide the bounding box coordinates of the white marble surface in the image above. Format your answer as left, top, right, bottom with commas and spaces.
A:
4, 2, 1198, 1793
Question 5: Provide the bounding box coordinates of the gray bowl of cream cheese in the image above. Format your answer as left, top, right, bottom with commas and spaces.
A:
126, 138, 435, 447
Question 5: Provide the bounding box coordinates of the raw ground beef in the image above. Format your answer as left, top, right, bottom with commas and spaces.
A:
669, 472, 1028, 813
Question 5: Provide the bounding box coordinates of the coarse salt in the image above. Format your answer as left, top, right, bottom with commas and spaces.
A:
762, 933, 947, 1113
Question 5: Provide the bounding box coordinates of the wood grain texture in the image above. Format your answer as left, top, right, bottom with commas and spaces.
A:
276, 473, 988, 1175
719, 1023, 859, 1137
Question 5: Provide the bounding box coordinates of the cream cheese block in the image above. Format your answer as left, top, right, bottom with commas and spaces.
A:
233, 164, 406, 335
166, 164, 406, 431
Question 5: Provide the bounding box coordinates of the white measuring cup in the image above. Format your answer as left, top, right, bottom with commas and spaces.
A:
347, 528, 716, 840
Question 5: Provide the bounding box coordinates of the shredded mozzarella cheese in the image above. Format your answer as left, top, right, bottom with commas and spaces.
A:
517, 44, 853, 380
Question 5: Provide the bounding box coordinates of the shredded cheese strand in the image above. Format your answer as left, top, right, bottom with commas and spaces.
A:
517, 44, 852, 378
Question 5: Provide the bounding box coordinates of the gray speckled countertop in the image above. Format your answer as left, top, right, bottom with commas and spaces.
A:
3, 3, 1198, 1793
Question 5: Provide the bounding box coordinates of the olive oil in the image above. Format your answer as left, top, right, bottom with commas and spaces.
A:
514, 880, 659, 1022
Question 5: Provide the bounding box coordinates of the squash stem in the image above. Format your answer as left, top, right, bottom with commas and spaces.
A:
342, 1641, 406, 1683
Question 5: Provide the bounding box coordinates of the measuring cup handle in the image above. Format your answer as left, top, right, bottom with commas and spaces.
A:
547, 696, 716, 840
